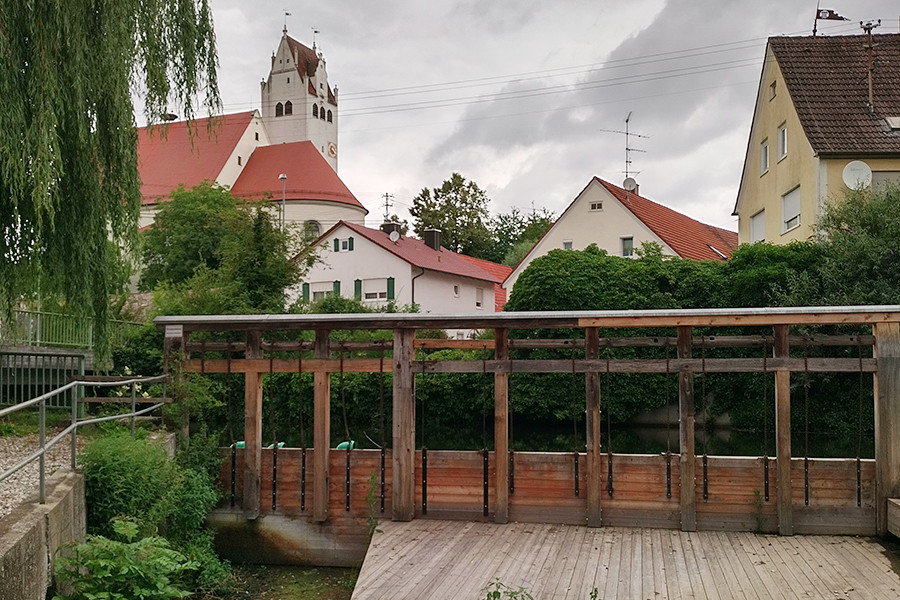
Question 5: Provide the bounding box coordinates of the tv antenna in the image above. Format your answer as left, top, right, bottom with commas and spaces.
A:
381, 192, 395, 221
623, 111, 646, 193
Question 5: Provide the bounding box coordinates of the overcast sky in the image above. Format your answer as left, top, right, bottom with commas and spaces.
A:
207, 1, 898, 232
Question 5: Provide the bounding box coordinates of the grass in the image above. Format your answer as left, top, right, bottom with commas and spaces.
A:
214, 565, 357, 600
0, 407, 73, 436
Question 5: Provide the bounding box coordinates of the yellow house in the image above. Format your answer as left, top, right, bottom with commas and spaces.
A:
733, 33, 900, 244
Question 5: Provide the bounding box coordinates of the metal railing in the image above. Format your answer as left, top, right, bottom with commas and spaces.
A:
0, 310, 143, 350
0, 375, 170, 504
1, 351, 86, 408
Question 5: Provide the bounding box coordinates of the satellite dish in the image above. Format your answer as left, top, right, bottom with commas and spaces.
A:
623, 177, 638, 192
842, 160, 872, 189
389, 230, 401, 243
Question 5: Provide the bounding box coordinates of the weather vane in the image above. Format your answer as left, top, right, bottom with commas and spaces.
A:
282, 9, 291, 33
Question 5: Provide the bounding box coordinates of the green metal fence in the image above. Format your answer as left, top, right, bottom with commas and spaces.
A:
0, 351, 86, 408
0, 310, 142, 349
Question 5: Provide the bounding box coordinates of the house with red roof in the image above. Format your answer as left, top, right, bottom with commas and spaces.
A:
137, 28, 365, 236
503, 177, 738, 292
294, 221, 508, 327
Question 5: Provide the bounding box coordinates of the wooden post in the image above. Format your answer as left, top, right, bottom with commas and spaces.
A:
585, 327, 602, 527
393, 328, 416, 521
774, 324, 793, 536
874, 322, 900, 536
313, 329, 331, 522
494, 328, 509, 524
243, 330, 263, 520
677, 326, 696, 531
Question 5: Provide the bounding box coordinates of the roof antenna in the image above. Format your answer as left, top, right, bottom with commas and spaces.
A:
623, 111, 644, 198
861, 19, 881, 114
381, 192, 394, 222
282, 9, 291, 34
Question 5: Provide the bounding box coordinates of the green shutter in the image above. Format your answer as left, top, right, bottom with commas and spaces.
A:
387, 277, 395, 300
333, 280, 341, 296
333, 238, 340, 252
348, 236, 354, 251
354, 279, 362, 300
302, 282, 310, 301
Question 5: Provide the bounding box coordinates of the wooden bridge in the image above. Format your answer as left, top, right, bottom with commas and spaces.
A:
157, 307, 900, 595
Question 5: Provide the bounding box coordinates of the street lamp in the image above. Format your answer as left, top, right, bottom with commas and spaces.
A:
278, 173, 287, 231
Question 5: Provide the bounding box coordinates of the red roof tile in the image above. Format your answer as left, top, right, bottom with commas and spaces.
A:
770, 34, 900, 155
595, 179, 738, 261
286, 36, 320, 78
137, 112, 254, 204
335, 222, 501, 283
458, 255, 513, 311
230, 141, 365, 210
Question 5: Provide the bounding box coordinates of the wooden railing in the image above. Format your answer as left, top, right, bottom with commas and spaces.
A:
157, 306, 900, 536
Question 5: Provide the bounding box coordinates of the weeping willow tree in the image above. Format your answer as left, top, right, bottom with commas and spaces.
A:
0, 1, 220, 353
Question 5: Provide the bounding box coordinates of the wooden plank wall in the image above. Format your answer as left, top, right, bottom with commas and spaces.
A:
217, 449, 875, 534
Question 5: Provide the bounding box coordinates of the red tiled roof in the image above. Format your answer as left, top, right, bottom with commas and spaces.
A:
230, 141, 365, 210
770, 34, 900, 155
595, 179, 738, 261
459, 255, 513, 311
335, 222, 501, 283
137, 112, 255, 204
286, 36, 320, 78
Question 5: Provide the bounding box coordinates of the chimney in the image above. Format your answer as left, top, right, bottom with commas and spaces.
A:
423, 229, 441, 251
380, 222, 402, 236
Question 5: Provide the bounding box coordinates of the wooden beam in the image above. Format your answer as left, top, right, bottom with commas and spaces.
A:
585, 327, 602, 527
774, 324, 792, 536
677, 326, 696, 532
243, 330, 263, 520
393, 329, 416, 521
313, 329, 331, 523
874, 322, 900, 536
494, 328, 509, 524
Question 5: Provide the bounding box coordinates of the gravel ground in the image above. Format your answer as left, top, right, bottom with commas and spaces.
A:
0, 432, 85, 519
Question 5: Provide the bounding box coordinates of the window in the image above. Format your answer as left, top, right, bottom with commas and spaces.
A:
320, 108, 325, 120
287, 76, 290, 84
777, 123, 787, 160
362, 279, 388, 301
769, 81, 776, 100
475, 288, 484, 309
333, 237, 355, 252
284, 101, 292, 115
303, 220, 321, 239
275, 102, 283, 117
254, 132, 259, 141
563, 240, 573, 250
309, 282, 334, 301
621, 237, 634, 257
327, 110, 333, 123
873, 171, 900, 190
237, 156, 241, 166
750, 210, 765, 243
590, 201, 603, 211
760, 139, 769, 174
313, 104, 318, 118
453, 285, 460, 297
781, 187, 800, 233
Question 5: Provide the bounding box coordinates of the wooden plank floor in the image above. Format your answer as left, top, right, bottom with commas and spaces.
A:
352, 520, 900, 600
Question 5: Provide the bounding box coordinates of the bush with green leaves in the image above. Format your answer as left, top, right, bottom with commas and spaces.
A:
53, 518, 196, 600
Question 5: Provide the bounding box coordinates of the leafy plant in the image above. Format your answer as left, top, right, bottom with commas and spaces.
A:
52, 518, 197, 600
480, 580, 536, 600
365, 469, 383, 540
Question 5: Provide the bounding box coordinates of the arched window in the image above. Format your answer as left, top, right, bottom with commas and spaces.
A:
327, 110, 333, 123
312, 104, 318, 118
275, 102, 283, 117
284, 100, 293, 115
319, 106, 325, 120
303, 220, 321, 239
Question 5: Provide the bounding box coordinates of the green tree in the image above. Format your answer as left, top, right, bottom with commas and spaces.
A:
0, 0, 220, 341
485, 207, 554, 266
410, 173, 493, 257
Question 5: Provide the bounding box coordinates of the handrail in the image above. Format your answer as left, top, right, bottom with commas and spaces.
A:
0, 310, 143, 350
0, 375, 171, 504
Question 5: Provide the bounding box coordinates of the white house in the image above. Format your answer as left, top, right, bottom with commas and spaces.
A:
503, 177, 737, 292
295, 222, 509, 319
137, 27, 364, 234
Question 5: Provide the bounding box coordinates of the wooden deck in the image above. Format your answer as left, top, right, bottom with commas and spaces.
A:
352, 520, 900, 600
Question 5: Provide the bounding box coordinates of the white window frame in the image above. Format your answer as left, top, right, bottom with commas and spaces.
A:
781, 186, 801, 233
310, 282, 333, 301
475, 287, 484, 310
452, 284, 460, 298
563, 240, 573, 250
760, 139, 769, 175
777, 123, 787, 160
589, 201, 603, 211
363, 278, 388, 302
750, 210, 765, 243
621, 236, 634, 258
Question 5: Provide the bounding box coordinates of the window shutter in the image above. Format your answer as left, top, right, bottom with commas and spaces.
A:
333, 280, 341, 296
333, 238, 340, 252
348, 236, 354, 251
387, 277, 395, 300
302, 282, 310, 301
354, 279, 362, 300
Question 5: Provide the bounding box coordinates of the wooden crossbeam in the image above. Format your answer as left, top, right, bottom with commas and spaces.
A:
80, 397, 172, 404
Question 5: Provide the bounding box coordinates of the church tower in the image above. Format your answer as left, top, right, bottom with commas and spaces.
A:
260, 28, 339, 171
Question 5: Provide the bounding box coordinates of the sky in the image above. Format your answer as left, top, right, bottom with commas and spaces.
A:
205, 1, 899, 232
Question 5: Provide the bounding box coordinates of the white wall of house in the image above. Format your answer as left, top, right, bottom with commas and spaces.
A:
504, 180, 676, 292
217, 113, 270, 188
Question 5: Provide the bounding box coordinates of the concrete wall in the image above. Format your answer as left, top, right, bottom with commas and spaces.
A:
0, 472, 86, 600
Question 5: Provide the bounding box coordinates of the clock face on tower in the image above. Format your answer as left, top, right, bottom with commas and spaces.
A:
327, 142, 337, 158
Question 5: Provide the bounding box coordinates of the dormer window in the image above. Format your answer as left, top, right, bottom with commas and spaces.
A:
886, 116, 900, 130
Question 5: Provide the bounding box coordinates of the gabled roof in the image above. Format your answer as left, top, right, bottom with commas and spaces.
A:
137, 112, 255, 204
230, 141, 365, 210
595, 178, 737, 261
316, 222, 501, 283
459, 255, 514, 311
285, 36, 320, 78
770, 34, 900, 155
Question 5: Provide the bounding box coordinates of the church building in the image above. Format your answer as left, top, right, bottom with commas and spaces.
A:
137, 27, 367, 236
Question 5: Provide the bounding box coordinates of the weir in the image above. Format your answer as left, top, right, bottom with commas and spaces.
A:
155, 306, 900, 567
